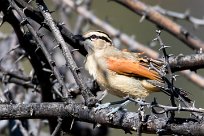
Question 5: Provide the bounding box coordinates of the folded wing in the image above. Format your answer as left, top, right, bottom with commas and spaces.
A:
106, 57, 162, 81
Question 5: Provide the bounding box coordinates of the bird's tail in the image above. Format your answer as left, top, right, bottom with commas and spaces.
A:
147, 80, 191, 103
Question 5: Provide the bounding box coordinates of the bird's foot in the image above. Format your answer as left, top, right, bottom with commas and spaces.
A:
95, 102, 111, 111
107, 100, 130, 116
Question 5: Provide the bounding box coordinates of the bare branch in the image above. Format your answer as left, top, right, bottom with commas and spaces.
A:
113, 0, 204, 51
0, 102, 203, 135
169, 53, 204, 72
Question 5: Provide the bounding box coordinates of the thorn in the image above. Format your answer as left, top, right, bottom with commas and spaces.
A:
30, 107, 34, 116
70, 118, 75, 130
181, 27, 190, 38
58, 22, 65, 26
60, 75, 64, 80
71, 49, 79, 54
172, 74, 179, 81
152, 97, 158, 105
8, 45, 20, 54
49, 10, 55, 14
197, 48, 203, 54
152, 38, 158, 42
53, 86, 63, 98
7, 5, 12, 11
49, 51, 54, 55
50, 60, 56, 66
22, 7, 28, 13
38, 25, 43, 31
50, 73, 54, 78
35, 46, 40, 52
139, 14, 146, 23
178, 103, 181, 112
184, 10, 190, 20
159, 46, 171, 50
65, 63, 69, 67
156, 30, 161, 35
52, 44, 60, 50
52, 39, 56, 43
38, 33, 44, 38
75, 67, 82, 72
96, 123, 101, 128
14, 55, 25, 64
20, 18, 28, 26
192, 101, 195, 108
93, 123, 97, 129
42, 68, 52, 73
28, 0, 33, 3
38, 21, 46, 30
168, 54, 174, 57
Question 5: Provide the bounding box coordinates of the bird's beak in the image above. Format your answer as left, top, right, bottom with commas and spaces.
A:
74, 34, 94, 54
83, 40, 94, 54
74, 34, 85, 42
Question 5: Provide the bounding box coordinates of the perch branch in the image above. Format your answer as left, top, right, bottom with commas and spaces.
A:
0, 102, 203, 135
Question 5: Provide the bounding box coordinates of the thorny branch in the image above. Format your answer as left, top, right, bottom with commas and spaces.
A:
0, 102, 203, 135
113, 0, 204, 50
153, 6, 204, 28
0, 0, 204, 135
36, 0, 96, 105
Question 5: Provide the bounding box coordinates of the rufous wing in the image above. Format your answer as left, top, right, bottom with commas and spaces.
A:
106, 57, 161, 81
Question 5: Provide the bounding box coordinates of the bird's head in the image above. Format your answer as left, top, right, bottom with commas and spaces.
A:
82, 30, 113, 54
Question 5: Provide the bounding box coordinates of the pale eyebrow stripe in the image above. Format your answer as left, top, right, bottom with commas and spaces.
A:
85, 35, 112, 44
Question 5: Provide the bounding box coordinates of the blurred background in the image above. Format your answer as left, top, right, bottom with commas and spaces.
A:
0, 0, 204, 136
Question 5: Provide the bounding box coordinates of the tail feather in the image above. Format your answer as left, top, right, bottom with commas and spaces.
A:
146, 80, 191, 103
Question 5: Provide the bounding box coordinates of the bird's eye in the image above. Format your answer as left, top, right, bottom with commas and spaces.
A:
90, 35, 98, 40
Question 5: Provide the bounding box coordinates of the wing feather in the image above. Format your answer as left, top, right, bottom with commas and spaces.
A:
106, 57, 161, 81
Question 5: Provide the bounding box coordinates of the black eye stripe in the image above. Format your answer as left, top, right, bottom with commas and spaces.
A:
85, 35, 112, 43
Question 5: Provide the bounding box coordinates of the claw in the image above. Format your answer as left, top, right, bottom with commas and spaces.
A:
107, 107, 121, 116
107, 100, 130, 116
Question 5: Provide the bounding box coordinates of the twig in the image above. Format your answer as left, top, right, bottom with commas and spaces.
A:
0, 73, 40, 92
73, 0, 92, 34
154, 31, 203, 118
153, 6, 204, 28
0, 69, 31, 81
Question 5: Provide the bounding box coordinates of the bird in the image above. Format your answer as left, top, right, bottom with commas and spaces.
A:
80, 30, 190, 104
